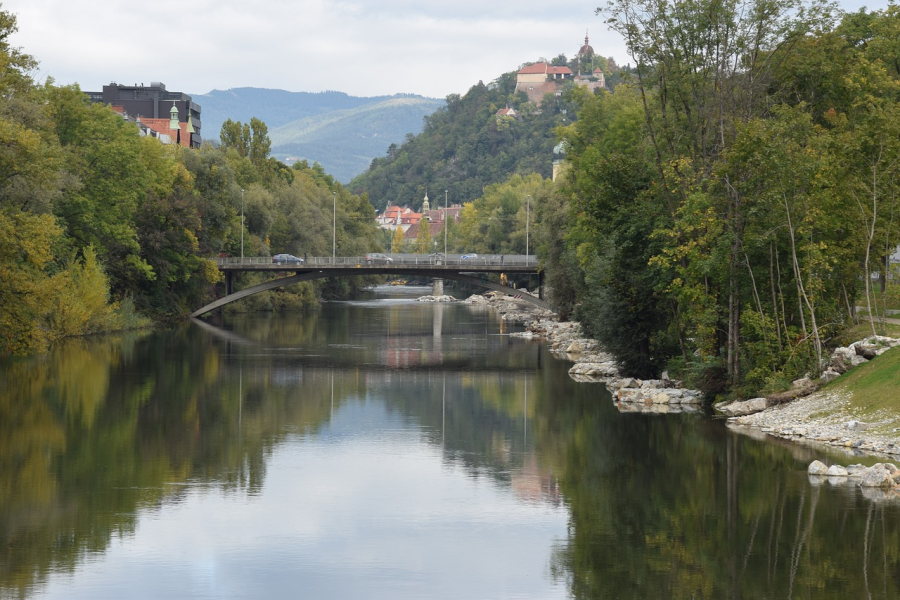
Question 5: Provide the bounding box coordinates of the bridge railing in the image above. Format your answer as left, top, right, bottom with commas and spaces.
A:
215, 254, 539, 268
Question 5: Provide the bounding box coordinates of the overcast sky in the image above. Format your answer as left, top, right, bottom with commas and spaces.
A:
5, 0, 892, 100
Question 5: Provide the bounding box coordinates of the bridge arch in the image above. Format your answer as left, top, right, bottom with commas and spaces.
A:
189, 269, 550, 318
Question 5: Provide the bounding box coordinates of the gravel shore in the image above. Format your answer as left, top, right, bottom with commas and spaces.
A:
728, 390, 900, 458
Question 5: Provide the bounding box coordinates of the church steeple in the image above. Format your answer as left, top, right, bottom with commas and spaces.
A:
422, 191, 430, 213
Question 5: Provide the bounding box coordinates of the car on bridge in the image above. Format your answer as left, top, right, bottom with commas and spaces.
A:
272, 254, 304, 265
365, 253, 394, 264
461, 253, 479, 260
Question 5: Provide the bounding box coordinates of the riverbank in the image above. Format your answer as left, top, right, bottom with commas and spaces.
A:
727, 337, 900, 459
463, 290, 900, 458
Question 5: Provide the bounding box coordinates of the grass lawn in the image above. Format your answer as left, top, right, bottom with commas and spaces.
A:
827, 345, 900, 431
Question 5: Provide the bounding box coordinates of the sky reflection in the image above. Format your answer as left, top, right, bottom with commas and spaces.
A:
36, 398, 568, 600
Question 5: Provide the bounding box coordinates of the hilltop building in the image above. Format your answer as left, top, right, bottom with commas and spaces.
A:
84, 82, 202, 148
515, 63, 573, 104
515, 33, 606, 104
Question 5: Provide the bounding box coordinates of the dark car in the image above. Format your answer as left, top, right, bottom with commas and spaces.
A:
365, 253, 394, 264
272, 253, 304, 265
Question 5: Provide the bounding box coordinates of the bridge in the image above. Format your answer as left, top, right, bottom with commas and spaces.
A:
190, 253, 547, 317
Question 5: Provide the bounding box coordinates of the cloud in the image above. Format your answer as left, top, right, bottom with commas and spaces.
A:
8, 0, 889, 98
6, 0, 619, 97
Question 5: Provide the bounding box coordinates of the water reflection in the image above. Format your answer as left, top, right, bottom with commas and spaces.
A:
1, 291, 899, 598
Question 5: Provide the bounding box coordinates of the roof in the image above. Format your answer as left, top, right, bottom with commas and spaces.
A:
404, 221, 444, 240
518, 62, 549, 75
547, 66, 573, 75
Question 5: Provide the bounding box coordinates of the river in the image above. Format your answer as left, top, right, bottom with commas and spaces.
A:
2, 285, 899, 599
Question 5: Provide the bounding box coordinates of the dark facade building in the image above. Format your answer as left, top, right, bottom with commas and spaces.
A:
85, 82, 202, 148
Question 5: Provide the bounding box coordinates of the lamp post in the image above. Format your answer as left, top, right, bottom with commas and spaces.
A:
240, 188, 244, 263
332, 190, 336, 262
444, 189, 448, 256
526, 194, 531, 262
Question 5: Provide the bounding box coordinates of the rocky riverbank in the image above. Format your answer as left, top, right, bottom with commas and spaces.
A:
462, 292, 705, 413
465, 291, 900, 456
723, 336, 900, 458
806, 459, 900, 501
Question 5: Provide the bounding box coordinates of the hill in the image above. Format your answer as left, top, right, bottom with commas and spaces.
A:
347, 70, 579, 212
268, 96, 444, 183
192, 88, 444, 182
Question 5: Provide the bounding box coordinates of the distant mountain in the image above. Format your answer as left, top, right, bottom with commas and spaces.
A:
191, 88, 444, 182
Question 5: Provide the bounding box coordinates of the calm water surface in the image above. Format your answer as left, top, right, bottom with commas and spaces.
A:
2, 286, 900, 599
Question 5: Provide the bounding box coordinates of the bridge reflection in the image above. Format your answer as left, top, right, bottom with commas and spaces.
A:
194, 301, 541, 374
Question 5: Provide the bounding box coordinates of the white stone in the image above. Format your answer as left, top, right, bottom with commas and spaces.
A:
820, 369, 840, 383
719, 398, 768, 417
651, 392, 671, 404
808, 460, 828, 475
825, 465, 848, 477
849, 354, 869, 367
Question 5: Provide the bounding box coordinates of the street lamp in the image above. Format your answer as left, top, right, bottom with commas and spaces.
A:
240, 188, 244, 263
526, 194, 531, 262
444, 189, 448, 256
332, 190, 336, 262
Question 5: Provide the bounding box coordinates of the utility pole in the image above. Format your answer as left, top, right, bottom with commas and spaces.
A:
240, 188, 244, 263
332, 190, 336, 262
444, 189, 448, 256
526, 194, 531, 262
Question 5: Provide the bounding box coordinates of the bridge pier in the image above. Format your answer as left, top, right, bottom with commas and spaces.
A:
225, 271, 234, 296
432, 278, 444, 297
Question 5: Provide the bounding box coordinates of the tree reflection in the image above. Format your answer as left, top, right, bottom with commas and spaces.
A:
3, 313, 900, 599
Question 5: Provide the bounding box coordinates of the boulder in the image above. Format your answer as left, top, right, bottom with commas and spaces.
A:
719, 398, 768, 417
825, 465, 848, 477
845, 420, 868, 431
565, 340, 586, 354
819, 369, 841, 383
846, 464, 867, 478
680, 391, 703, 404
651, 392, 671, 404
830, 352, 849, 374
808, 460, 829, 475
854, 343, 878, 360
849, 354, 869, 367
860, 467, 895, 488
792, 376, 813, 389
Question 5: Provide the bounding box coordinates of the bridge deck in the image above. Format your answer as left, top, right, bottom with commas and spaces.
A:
217, 254, 539, 273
